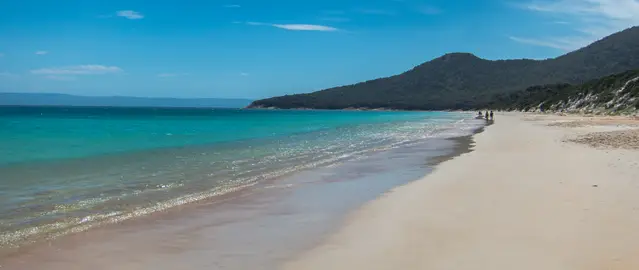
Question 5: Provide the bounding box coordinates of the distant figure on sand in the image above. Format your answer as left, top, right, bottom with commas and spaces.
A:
476, 111, 483, 119
490, 111, 494, 120
485, 111, 489, 120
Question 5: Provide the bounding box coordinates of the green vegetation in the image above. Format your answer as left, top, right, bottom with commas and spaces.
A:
487, 70, 639, 114
249, 27, 639, 111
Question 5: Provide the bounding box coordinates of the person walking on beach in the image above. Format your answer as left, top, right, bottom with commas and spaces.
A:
490, 111, 494, 120
485, 111, 489, 120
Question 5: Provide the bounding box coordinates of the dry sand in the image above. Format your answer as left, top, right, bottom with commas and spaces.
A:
282, 113, 639, 270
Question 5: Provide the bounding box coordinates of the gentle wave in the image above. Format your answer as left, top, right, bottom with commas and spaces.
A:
0, 109, 484, 249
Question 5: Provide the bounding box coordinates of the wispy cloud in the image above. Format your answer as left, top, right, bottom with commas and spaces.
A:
35, 50, 48, 55
224, 4, 241, 8
44, 75, 76, 81
116, 10, 144, 20
273, 24, 338, 31
509, 36, 591, 51
514, 0, 639, 50
246, 22, 339, 31
31, 65, 123, 75
240, 72, 249, 76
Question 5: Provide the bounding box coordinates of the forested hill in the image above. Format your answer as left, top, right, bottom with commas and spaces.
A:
487, 69, 639, 115
248, 26, 639, 110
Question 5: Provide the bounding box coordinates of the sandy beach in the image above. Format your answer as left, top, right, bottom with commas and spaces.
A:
284, 113, 639, 270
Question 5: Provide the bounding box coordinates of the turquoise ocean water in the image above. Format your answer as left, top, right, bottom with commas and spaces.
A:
0, 106, 482, 249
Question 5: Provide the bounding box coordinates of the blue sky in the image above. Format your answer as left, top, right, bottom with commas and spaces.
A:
1, 0, 638, 99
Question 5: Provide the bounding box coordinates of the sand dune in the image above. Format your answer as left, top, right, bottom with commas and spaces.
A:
283, 113, 639, 270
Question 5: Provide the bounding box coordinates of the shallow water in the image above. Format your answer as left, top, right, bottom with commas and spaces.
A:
0, 136, 473, 270
0, 106, 483, 252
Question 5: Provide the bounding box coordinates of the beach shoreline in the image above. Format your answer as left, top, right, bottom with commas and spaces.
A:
0, 115, 484, 270
283, 113, 639, 270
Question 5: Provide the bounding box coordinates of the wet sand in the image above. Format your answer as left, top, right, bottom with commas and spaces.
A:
284, 113, 639, 270
0, 136, 474, 270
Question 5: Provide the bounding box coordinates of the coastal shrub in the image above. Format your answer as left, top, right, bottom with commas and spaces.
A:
597, 91, 615, 104
486, 69, 639, 113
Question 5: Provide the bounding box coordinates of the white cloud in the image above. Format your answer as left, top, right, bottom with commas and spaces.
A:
240, 72, 249, 76
247, 22, 339, 31
45, 75, 76, 81
273, 24, 338, 31
509, 36, 591, 51
515, 0, 639, 50
35, 51, 48, 55
31, 65, 123, 75
116, 10, 144, 20
224, 4, 241, 8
